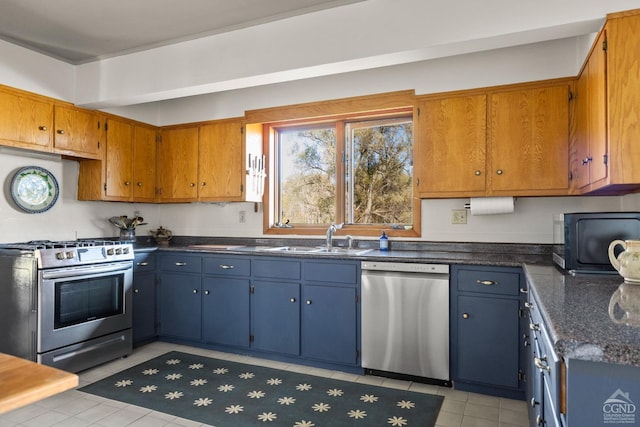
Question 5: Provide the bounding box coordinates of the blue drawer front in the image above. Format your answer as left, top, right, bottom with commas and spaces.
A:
159, 253, 202, 273
253, 258, 301, 280
203, 256, 251, 276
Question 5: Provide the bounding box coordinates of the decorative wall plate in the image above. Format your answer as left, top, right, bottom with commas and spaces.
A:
10, 166, 59, 213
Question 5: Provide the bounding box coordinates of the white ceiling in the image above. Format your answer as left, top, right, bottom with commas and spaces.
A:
0, 0, 364, 64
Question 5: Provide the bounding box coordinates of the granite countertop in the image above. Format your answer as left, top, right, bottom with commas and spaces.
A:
524, 264, 640, 367
133, 236, 554, 267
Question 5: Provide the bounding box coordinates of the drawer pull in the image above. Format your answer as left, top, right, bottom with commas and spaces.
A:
534, 356, 550, 372
137, 262, 149, 266
530, 397, 539, 407
529, 323, 540, 331
476, 280, 498, 286
520, 288, 528, 294
175, 262, 188, 266
536, 415, 544, 425
525, 302, 534, 309
220, 264, 234, 269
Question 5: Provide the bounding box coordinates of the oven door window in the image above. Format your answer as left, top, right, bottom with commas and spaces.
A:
54, 274, 124, 329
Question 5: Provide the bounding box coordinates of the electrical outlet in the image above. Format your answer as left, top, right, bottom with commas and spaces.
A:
239, 210, 246, 223
451, 209, 467, 224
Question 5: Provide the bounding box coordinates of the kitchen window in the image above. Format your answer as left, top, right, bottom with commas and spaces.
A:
266, 109, 418, 236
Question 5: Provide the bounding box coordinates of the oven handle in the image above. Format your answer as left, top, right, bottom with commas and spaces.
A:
41, 262, 133, 280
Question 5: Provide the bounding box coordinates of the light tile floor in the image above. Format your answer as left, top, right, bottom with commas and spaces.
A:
0, 342, 529, 427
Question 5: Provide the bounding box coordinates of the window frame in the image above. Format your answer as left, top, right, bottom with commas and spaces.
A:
260, 105, 420, 238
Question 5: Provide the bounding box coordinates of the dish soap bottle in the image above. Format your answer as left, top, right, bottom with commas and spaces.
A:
379, 231, 389, 251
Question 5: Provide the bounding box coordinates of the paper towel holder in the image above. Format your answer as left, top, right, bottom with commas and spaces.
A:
463, 197, 517, 210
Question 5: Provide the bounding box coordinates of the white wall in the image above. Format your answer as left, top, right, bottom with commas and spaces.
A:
0, 3, 638, 244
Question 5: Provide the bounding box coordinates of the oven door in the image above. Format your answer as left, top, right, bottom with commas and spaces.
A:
38, 261, 133, 354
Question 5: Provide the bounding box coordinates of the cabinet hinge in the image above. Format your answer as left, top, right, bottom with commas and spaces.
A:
104, 122, 108, 131
156, 134, 162, 143
103, 183, 107, 192
356, 294, 359, 304
518, 370, 526, 382
519, 307, 524, 318
568, 90, 574, 102
156, 187, 162, 196
603, 38, 608, 52
356, 349, 360, 360
250, 335, 254, 342
417, 107, 421, 117
250, 285, 254, 294
568, 170, 573, 181
603, 154, 608, 165
240, 184, 244, 193
97, 141, 100, 149
240, 126, 244, 135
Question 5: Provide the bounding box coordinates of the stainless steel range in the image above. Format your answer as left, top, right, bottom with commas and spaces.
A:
0, 240, 134, 373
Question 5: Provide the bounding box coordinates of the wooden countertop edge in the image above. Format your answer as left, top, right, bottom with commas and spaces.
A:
0, 353, 79, 414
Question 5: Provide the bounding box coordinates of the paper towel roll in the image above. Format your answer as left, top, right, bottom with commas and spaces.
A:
468, 197, 515, 215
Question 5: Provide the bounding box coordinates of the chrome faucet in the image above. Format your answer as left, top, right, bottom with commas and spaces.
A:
326, 223, 343, 250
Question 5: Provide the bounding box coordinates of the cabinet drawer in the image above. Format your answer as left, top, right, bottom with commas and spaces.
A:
456, 268, 520, 296
134, 253, 156, 272
253, 258, 301, 280
203, 256, 250, 276
303, 261, 359, 284
159, 253, 202, 273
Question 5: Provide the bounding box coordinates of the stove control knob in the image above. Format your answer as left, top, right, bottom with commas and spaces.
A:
56, 252, 66, 260
115, 248, 122, 255
122, 247, 130, 254
106, 248, 115, 256
66, 251, 75, 259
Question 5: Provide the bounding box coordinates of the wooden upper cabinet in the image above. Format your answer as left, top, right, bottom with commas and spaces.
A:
198, 119, 244, 201
132, 125, 158, 202
0, 86, 53, 151
487, 83, 570, 195
571, 30, 608, 192
416, 95, 487, 197
53, 104, 101, 158
104, 118, 133, 200
157, 126, 199, 202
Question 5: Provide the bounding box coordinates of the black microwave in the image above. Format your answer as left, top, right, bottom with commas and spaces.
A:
554, 212, 640, 273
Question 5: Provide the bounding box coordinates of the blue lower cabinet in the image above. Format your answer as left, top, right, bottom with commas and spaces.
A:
132, 252, 157, 345
202, 277, 250, 348
158, 272, 202, 341
450, 265, 526, 399
251, 280, 301, 356
302, 284, 358, 365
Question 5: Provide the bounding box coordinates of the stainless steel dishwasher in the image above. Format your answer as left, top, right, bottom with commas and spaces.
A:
361, 261, 450, 385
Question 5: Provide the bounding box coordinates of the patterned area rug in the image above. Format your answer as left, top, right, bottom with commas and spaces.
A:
80, 351, 443, 426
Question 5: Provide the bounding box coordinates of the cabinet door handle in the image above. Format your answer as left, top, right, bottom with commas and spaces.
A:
529, 322, 540, 331
582, 156, 593, 165
201, 182, 206, 186
520, 288, 528, 294
462, 313, 469, 319
204, 290, 210, 295
134, 289, 140, 293
530, 397, 539, 407
192, 289, 198, 294
124, 181, 130, 186
137, 182, 143, 187
38, 125, 47, 131
536, 415, 544, 426
175, 262, 187, 266
56, 129, 65, 135
476, 280, 497, 286
525, 302, 534, 309
219, 264, 234, 269
190, 182, 196, 187
496, 169, 503, 175
474, 170, 481, 176
137, 262, 149, 266
534, 356, 550, 372
306, 300, 312, 305
290, 297, 296, 303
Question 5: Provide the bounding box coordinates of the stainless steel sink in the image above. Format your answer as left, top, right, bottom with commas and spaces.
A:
261, 246, 373, 255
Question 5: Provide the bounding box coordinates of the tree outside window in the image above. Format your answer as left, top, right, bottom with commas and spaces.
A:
274, 114, 413, 229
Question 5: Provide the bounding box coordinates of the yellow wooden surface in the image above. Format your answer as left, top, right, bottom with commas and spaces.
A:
0, 353, 78, 414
